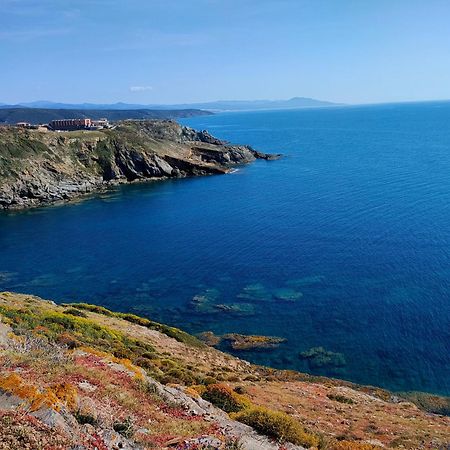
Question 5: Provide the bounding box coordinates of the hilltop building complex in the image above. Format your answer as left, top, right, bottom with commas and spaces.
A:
48, 118, 110, 131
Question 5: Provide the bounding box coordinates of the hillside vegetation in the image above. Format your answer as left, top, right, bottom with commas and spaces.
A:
0, 292, 449, 449
0, 107, 211, 125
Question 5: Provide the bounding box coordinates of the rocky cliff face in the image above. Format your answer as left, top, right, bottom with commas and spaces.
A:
0, 120, 279, 209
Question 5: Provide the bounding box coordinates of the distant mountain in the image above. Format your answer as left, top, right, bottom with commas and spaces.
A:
2, 97, 341, 112
16, 101, 148, 110
174, 97, 341, 111
0, 108, 212, 125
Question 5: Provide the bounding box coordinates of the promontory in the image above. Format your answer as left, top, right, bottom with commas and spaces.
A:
0, 120, 278, 209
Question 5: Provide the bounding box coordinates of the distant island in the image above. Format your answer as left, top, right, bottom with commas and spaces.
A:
0, 96, 341, 112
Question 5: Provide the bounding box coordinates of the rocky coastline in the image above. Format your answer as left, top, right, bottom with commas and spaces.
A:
0, 120, 280, 210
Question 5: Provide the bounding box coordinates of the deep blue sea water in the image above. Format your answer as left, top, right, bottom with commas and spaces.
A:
1, 102, 450, 395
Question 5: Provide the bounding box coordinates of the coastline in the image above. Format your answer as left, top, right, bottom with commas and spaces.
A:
0, 119, 280, 210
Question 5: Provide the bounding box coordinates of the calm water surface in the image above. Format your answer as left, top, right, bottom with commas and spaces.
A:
1, 102, 449, 395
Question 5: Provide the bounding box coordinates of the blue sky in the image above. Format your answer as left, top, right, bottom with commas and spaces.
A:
1, 0, 450, 105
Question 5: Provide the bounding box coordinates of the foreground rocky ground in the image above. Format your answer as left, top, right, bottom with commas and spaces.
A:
0, 120, 278, 209
0, 292, 449, 449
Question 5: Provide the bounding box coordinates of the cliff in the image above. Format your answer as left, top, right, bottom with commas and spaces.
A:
0, 292, 449, 450
0, 120, 278, 209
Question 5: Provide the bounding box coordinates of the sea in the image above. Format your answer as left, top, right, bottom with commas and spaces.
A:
1, 101, 449, 395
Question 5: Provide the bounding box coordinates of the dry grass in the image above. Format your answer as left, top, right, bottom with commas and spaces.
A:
240, 381, 450, 448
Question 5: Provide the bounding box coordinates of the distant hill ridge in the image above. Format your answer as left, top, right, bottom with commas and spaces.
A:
0, 97, 341, 112
0, 107, 211, 125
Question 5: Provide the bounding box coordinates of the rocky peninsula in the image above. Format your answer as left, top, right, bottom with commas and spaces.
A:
0, 120, 279, 209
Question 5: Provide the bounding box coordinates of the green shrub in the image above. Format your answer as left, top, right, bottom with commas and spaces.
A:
162, 368, 196, 385
327, 393, 355, 404
201, 383, 250, 413
56, 332, 81, 349
136, 380, 159, 396
74, 411, 97, 426
0, 305, 154, 364
116, 312, 151, 327
63, 308, 88, 318
113, 416, 134, 438
232, 406, 319, 448
134, 356, 157, 370
62, 303, 114, 316
202, 376, 217, 386
223, 438, 244, 450
234, 386, 246, 395
66, 302, 205, 347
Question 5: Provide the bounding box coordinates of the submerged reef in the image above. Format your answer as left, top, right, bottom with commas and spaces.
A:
191, 288, 256, 316
299, 346, 347, 369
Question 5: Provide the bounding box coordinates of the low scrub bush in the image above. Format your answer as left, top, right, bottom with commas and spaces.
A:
63, 308, 87, 318
331, 441, 382, 450
189, 384, 207, 396
327, 393, 355, 404
201, 376, 217, 386
162, 368, 198, 385
113, 416, 134, 438
56, 332, 81, 349
74, 411, 97, 426
223, 438, 244, 450
201, 383, 250, 413
0, 305, 155, 368
232, 406, 319, 448
136, 380, 159, 395
66, 302, 205, 347
61, 303, 114, 317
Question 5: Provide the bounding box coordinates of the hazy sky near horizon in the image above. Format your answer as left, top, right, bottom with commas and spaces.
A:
2, 0, 450, 105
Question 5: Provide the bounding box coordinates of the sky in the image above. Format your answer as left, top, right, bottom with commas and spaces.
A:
1, 0, 450, 105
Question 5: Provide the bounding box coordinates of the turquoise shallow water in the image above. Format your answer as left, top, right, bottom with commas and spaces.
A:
1, 102, 450, 395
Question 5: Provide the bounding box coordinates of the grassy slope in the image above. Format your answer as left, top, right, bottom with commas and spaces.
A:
0, 292, 449, 449
0, 122, 167, 177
